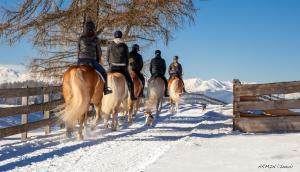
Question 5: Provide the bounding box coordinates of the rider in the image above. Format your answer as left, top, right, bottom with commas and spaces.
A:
168, 56, 186, 93
149, 50, 169, 97
77, 21, 112, 95
107, 30, 137, 100
129, 44, 145, 97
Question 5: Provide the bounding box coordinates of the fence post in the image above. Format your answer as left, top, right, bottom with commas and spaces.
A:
21, 87, 28, 141
43, 88, 51, 135
233, 79, 241, 131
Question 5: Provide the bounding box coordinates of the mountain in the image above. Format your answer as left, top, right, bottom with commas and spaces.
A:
184, 78, 233, 103
0, 65, 234, 103
0, 65, 30, 84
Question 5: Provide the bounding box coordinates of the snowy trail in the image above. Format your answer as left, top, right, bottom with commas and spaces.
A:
1, 103, 300, 172
1, 104, 230, 172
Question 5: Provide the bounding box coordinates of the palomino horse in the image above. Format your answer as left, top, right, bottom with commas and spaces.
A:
101, 72, 128, 131
168, 76, 184, 113
126, 69, 143, 123
144, 77, 165, 126
61, 65, 104, 140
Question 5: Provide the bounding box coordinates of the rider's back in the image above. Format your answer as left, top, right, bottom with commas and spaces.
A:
78, 35, 101, 60
150, 56, 166, 76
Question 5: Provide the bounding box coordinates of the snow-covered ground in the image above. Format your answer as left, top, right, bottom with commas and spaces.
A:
1, 104, 300, 172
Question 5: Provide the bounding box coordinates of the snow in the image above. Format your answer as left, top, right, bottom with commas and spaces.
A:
0, 65, 30, 84
1, 104, 300, 172
184, 78, 233, 103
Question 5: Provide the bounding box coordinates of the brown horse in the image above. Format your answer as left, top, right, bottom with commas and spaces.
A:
126, 70, 143, 123
61, 65, 104, 140
101, 72, 128, 131
144, 77, 165, 126
168, 76, 184, 113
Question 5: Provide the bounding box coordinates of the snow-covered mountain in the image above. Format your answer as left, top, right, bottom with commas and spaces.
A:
184, 78, 233, 103
0, 65, 30, 84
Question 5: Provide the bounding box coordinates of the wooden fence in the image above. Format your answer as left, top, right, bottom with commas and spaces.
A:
0, 86, 64, 140
233, 79, 300, 133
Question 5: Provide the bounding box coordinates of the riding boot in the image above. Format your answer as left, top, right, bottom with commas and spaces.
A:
102, 73, 112, 95
129, 82, 137, 100
165, 88, 169, 97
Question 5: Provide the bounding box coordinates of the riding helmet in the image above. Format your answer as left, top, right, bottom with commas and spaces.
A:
114, 30, 123, 38
132, 44, 140, 51
155, 50, 161, 55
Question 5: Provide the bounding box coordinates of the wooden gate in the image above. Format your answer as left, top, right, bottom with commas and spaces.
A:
233, 79, 300, 133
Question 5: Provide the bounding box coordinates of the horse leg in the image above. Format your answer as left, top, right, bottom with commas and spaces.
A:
176, 101, 179, 113
158, 98, 163, 114
169, 98, 174, 113
66, 125, 73, 138
134, 98, 140, 116
128, 100, 134, 124
92, 104, 101, 130
77, 114, 86, 140
111, 111, 118, 131
102, 112, 110, 129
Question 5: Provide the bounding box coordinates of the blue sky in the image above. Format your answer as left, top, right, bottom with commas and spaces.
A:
1, 0, 300, 83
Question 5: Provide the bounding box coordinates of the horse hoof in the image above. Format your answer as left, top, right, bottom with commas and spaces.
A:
77, 134, 84, 140
120, 116, 126, 120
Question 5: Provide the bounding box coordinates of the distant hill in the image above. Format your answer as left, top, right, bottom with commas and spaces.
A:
184, 78, 233, 103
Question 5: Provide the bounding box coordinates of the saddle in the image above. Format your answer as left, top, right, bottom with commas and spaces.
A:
78, 63, 105, 83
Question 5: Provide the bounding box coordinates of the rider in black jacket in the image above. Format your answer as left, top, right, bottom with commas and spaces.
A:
77, 21, 112, 95
107, 30, 137, 100
129, 44, 145, 97
149, 50, 169, 97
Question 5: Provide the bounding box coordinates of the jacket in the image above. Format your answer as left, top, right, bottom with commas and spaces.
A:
107, 41, 129, 67
168, 62, 183, 76
150, 55, 166, 76
129, 50, 143, 72
78, 35, 102, 62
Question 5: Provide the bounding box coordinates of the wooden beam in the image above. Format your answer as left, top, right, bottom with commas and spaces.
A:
21, 95, 28, 141
43, 94, 51, 135
0, 117, 58, 138
237, 99, 300, 112
237, 99, 300, 111
0, 99, 64, 117
234, 116, 300, 133
235, 80, 300, 97
0, 86, 61, 98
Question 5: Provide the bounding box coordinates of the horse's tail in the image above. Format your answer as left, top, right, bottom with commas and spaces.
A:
61, 69, 90, 127
146, 78, 164, 109
170, 79, 181, 102
102, 73, 128, 115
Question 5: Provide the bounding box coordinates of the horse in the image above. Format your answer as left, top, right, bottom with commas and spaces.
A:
126, 69, 143, 123
144, 76, 165, 126
101, 72, 128, 131
61, 65, 104, 140
168, 76, 184, 113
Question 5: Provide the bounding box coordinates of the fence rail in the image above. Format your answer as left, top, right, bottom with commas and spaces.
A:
233, 79, 300, 133
0, 86, 63, 140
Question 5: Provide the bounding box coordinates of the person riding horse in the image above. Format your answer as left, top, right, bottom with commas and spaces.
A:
168, 56, 186, 93
77, 21, 112, 95
149, 50, 169, 97
107, 30, 137, 100
129, 44, 145, 97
